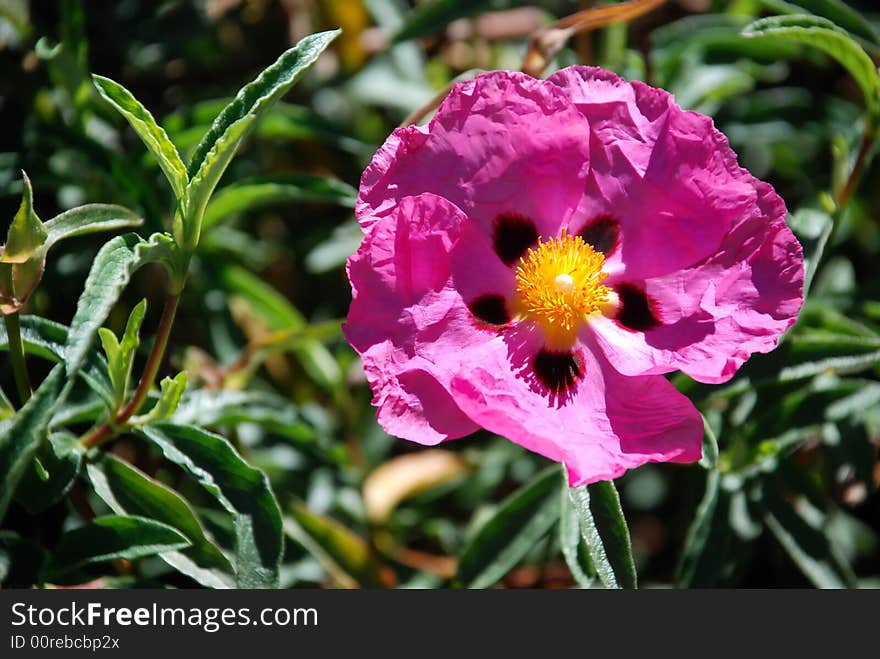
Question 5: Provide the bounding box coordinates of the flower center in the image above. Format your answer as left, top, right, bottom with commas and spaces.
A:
514, 232, 610, 349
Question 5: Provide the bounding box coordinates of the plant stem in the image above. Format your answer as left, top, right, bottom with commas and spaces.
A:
80, 293, 181, 448
837, 122, 875, 209
3, 312, 32, 405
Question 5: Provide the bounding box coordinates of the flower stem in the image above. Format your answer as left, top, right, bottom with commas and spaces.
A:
80, 293, 181, 448
3, 312, 32, 405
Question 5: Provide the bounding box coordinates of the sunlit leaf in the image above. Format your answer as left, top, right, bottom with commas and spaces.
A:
568, 479, 637, 589
92, 74, 189, 199
181, 30, 340, 249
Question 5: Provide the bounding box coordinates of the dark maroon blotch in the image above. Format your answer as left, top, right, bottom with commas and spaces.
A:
493, 213, 539, 266
468, 294, 511, 326
578, 215, 620, 255
616, 284, 660, 331
533, 349, 584, 396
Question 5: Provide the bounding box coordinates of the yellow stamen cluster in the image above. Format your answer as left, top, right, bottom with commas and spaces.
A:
514, 232, 610, 349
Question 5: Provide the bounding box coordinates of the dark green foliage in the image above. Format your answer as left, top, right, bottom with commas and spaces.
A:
1, 0, 878, 590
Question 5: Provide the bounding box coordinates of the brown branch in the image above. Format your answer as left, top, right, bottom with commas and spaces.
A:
521, 0, 666, 78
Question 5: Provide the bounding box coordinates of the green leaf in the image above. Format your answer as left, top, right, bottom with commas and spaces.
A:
392, 0, 503, 43
46, 515, 191, 579
203, 174, 357, 230
1, 171, 47, 264
44, 204, 143, 247
759, 0, 880, 47
131, 372, 186, 425
65, 232, 177, 381
181, 29, 340, 249
87, 455, 234, 588
137, 423, 283, 588
777, 349, 880, 382
456, 467, 562, 589
99, 298, 146, 406
92, 74, 189, 199
742, 15, 880, 116
0, 365, 64, 520
675, 471, 724, 587
700, 414, 720, 470
284, 504, 389, 588
764, 490, 857, 588
559, 485, 596, 588
221, 265, 341, 391
14, 432, 83, 514
568, 479, 638, 589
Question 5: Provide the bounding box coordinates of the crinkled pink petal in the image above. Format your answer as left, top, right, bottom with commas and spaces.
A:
590, 171, 803, 384
357, 70, 591, 239
346, 65, 805, 482
549, 67, 772, 280
344, 193, 486, 444
448, 328, 703, 486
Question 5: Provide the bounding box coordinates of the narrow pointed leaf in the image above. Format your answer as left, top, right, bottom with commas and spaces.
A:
45, 204, 143, 247
568, 479, 637, 589
760, 0, 880, 46
131, 372, 186, 425
675, 471, 723, 587
764, 491, 857, 588
46, 515, 191, 579
137, 423, 283, 588
65, 232, 176, 380
742, 15, 880, 115
92, 74, 189, 199
559, 486, 596, 588
182, 29, 340, 249
0, 315, 113, 404
0, 365, 64, 520
87, 455, 234, 588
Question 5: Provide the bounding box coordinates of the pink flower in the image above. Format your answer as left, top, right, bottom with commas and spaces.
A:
344, 67, 804, 486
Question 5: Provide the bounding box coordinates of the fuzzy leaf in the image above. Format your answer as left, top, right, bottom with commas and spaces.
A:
137, 423, 283, 588
92, 74, 189, 199
87, 455, 234, 588
568, 479, 638, 589
742, 15, 880, 116
44, 204, 143, 247
65, 232, 177, 381
0, 365, 64, 520
181, 30, 340, 249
